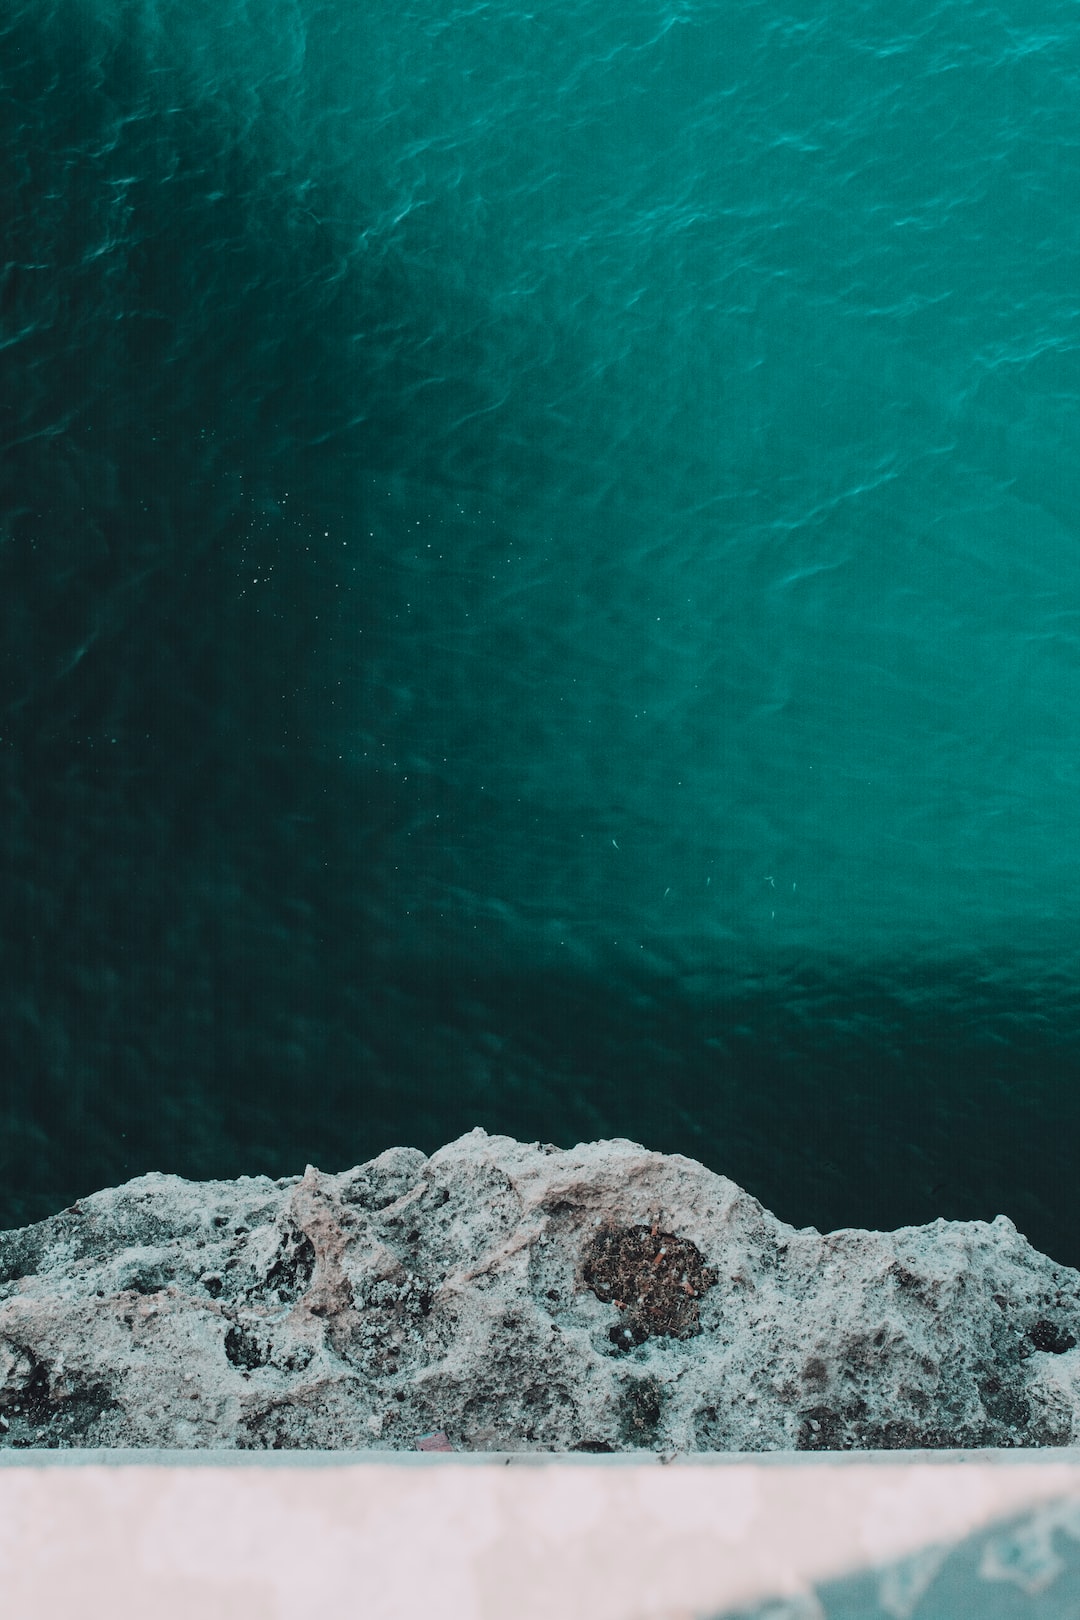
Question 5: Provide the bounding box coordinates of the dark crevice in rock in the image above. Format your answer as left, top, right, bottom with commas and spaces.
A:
0, 1346, 118, 1446
263, 1228, 315, 1302
224, 1324, 270, 1371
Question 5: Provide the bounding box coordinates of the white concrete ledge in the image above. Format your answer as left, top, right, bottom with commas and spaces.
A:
3, 1449, 1080, 1618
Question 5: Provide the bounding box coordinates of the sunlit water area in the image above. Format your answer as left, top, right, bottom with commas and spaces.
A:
3, 0, 1080, 1262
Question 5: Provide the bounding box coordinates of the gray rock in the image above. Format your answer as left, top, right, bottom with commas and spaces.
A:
1, 1127, 1078, 1452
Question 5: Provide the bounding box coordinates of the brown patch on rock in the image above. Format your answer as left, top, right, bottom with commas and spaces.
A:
581, 1223, 718, 1351
1030, 1319, 1078, 1355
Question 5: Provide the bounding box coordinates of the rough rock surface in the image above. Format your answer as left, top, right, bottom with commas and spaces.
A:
1, 1128, 1079, 1451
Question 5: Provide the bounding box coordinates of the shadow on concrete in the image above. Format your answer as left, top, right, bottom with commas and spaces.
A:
710, 1493, 1080, 1619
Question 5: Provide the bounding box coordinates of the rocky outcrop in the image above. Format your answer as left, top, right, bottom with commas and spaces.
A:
1, 1127, 1079, 1451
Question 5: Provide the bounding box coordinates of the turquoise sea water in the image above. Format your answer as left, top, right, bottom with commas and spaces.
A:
3, 0, 1080, 1258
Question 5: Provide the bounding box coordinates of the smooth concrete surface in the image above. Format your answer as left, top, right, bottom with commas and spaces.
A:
2, 1450, 1080, 1618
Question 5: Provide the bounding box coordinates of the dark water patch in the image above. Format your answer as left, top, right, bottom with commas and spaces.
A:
2, 950, 1080, 1270
5, 0, 1080, 1278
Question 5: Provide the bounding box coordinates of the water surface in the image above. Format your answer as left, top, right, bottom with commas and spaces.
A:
3, 0, 1080, 1261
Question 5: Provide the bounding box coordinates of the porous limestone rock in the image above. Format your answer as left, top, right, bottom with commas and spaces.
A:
1, 1127, 1079, 1451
